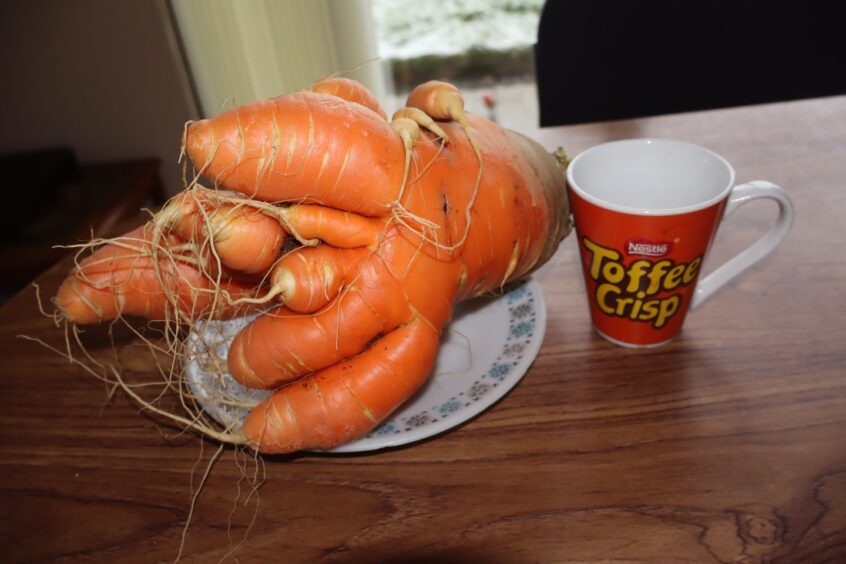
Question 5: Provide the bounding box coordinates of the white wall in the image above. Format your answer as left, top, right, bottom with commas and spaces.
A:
171, 0, 385, 117
0, 0, 198, 196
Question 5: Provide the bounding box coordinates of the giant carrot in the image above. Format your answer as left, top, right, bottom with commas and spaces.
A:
55, 79, 571, 454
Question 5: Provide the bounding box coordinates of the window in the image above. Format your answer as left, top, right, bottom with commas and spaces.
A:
372, 0, 544, 135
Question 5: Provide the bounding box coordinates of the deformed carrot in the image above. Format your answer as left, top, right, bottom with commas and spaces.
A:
55, 79, 572, 455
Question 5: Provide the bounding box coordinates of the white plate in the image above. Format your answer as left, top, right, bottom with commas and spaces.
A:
184, 278, 546, 452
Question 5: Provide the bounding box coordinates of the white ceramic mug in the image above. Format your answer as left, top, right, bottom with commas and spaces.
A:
567, 138, 795, 347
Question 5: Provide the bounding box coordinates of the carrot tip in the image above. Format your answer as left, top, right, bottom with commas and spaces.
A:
186, 119, 213, 171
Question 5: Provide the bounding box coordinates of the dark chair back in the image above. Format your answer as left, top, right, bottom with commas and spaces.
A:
535, 0, 846, 126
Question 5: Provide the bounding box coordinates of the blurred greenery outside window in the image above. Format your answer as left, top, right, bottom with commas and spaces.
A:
371, 0, 544, 128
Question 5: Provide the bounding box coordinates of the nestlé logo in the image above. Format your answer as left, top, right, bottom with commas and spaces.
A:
626, 239, 672, 257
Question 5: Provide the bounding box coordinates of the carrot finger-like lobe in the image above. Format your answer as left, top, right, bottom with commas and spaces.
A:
405, 80, 467, 125
159, 191, 286, 275
241, 316, 440, 453
204, 207, 284, 274
228, 251, 410, 389
185, 93, 406, 216
268, 246, 366, 313
283, 205, 383, 249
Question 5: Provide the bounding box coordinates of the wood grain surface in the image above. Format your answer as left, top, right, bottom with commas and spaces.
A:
1, 96, 845, 563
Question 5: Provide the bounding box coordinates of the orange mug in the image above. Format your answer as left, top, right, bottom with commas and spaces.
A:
567, 139, 794, 347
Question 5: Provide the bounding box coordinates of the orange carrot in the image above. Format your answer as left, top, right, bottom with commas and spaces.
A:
281, 205, 384, 249
228, 246, 410, 390
405, 80, 468, 126
55, 225, 258, 324
185, 92, 406, 216
265, 245, 367, 313
159, 191, 286, 274
56, 79, 571, 454
242, 316, 440, 453
210, 99, 569, 452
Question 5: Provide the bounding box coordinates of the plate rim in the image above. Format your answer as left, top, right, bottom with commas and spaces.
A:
328, 278, 547, 452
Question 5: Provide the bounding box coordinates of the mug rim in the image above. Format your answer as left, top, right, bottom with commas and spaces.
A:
566, 138, 736, 216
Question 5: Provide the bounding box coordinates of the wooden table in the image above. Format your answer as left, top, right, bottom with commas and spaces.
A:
2, 97, 845, 562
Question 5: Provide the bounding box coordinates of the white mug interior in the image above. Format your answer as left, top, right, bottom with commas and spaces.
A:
567, 139, 735, 215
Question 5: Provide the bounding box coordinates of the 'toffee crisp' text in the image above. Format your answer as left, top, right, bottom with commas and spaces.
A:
583, 237, 702, 329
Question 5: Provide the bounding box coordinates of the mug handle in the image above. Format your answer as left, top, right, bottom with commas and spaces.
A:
690, 180, 794, 310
